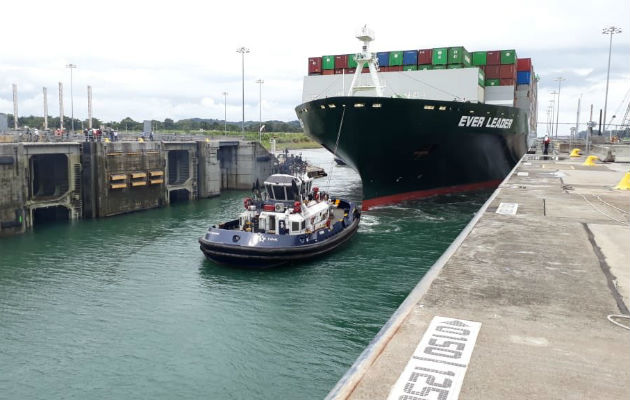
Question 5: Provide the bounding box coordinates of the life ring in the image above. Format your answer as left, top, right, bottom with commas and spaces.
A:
243, 197, 253, 209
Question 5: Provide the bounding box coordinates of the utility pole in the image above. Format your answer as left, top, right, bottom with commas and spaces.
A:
59, 82, 64, 131
572, 95, 581, 148
12, 84, 18, 130
43, 87, 48, 130
66, 63, 77, 136
236, 47, 250, 133
602, 26, 622, 141
256, 79, 264, 142
553, 77, 565, 139
87, 86, 93, 130
549, 95, 557, 136
222, 91, 228, 134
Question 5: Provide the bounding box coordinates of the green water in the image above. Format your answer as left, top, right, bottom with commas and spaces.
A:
0, 148, 489, 399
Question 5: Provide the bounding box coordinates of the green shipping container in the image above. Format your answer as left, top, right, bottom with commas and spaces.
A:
432, 48, 448, 65
389, 51, 403, 66
418, 65, 432, 70
500, 49, 517, 64
403, 65, 418, 71
447, 64, 464, 69
472, 51, 487, 66
322, 55, 335, 70
485, 79, 500, 86
432, 65, 446, 69
348, 54, 358, 68
448, 47, 471, 66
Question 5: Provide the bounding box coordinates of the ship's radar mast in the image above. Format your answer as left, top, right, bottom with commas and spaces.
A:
348, 25, 384, 97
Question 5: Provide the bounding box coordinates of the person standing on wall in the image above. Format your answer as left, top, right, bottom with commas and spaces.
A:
543, 135, 551, 155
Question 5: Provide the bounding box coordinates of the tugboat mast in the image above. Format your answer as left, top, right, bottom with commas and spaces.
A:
348, 25, 384, 97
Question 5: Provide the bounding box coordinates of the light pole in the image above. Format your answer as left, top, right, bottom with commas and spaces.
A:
602, 26, 622, 141
548, 95, 557, 136
553, 77, 565, 139
256, 79, 264, 142
236, 47, 249, 133
66, 63, 77, 136
222, 91, 228, 134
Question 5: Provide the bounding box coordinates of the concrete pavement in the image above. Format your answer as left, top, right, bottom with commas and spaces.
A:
327, 154, 630, 400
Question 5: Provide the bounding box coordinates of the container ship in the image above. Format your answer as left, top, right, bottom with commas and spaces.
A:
295, 26, 538, 210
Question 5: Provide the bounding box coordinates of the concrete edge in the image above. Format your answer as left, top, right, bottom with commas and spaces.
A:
324, 156, 525, 400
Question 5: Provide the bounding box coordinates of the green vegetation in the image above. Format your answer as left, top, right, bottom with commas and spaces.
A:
6, 115, 303, 134
4, 114, 322, 149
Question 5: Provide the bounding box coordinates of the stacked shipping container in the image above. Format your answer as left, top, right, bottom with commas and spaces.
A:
308, 47, 524, 87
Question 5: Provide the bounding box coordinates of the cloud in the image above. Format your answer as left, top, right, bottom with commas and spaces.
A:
1, 0, 628, 128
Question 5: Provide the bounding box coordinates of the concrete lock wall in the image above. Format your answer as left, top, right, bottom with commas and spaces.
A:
0, 143, 82, 237
92, 141, 166, 217
0, 144, 25, 236
197, 141, 221, 198
163, 142, 198, 203
0, 139, 274, 237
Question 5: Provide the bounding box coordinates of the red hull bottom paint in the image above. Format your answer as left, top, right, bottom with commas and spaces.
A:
361, 179, 503, 211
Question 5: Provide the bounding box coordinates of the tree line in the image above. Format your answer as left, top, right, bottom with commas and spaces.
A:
4, 115, 303, 133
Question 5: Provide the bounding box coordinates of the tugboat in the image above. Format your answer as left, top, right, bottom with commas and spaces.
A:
199, 174, 361, 268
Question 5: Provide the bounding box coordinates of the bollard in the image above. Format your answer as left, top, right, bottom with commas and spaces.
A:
570, 148, 581, 157
582, 155, 598, 166
614, 172, 630, 190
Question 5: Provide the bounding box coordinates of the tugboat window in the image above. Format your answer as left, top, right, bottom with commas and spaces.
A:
266, 184, 274, 199
268, 215, 276, 232
273, 186, 285, 200
292, 221, 300, 232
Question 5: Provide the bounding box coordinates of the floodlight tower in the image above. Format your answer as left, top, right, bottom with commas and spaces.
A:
348, 25, 383, 97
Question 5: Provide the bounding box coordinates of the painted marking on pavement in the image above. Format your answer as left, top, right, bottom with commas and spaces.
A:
517, 172, 529, 177
496, 202, 518, 215
387, 316, 482, 400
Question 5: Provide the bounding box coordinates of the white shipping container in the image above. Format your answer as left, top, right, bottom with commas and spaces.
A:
302, 68, 485, 103
484, 86, 515, 102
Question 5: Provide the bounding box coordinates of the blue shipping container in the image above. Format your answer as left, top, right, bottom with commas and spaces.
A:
517, 71, 531, 85
403, 50, 418, 65
377, 52, 390, 67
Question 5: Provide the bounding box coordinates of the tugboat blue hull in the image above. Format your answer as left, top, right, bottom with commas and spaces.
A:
199, 202, 360, 268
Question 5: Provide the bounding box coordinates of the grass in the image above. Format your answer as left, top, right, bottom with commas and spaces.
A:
157, 130, 322, 150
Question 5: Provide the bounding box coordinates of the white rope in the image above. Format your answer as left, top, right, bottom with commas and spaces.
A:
607, 314, 630, 330
578, 193, 629, 225
594, 194, 629, 215
326, 106, 346, 190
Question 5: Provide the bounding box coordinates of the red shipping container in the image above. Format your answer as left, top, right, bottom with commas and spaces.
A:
499, 64, 515, 79
500, 78, 515, 86
322, 70, 334, 75
362, 67, 370, 73
346, 68, 356, 74
334, 55, 348, 69
380, 66, 391, 72
517, 58, 532, 71
308, 57, 322, 74
484, 65, 500, 79
486, 51, 500, 65
418, 49, 433, 65
389, 66, 403, 71
334, 68, 344, 74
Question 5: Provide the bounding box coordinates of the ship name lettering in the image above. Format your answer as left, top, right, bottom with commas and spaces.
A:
458, 116, 485, 128
485, 117, 513, 129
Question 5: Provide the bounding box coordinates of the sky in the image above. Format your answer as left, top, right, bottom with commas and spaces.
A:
1, 0, 628, 136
